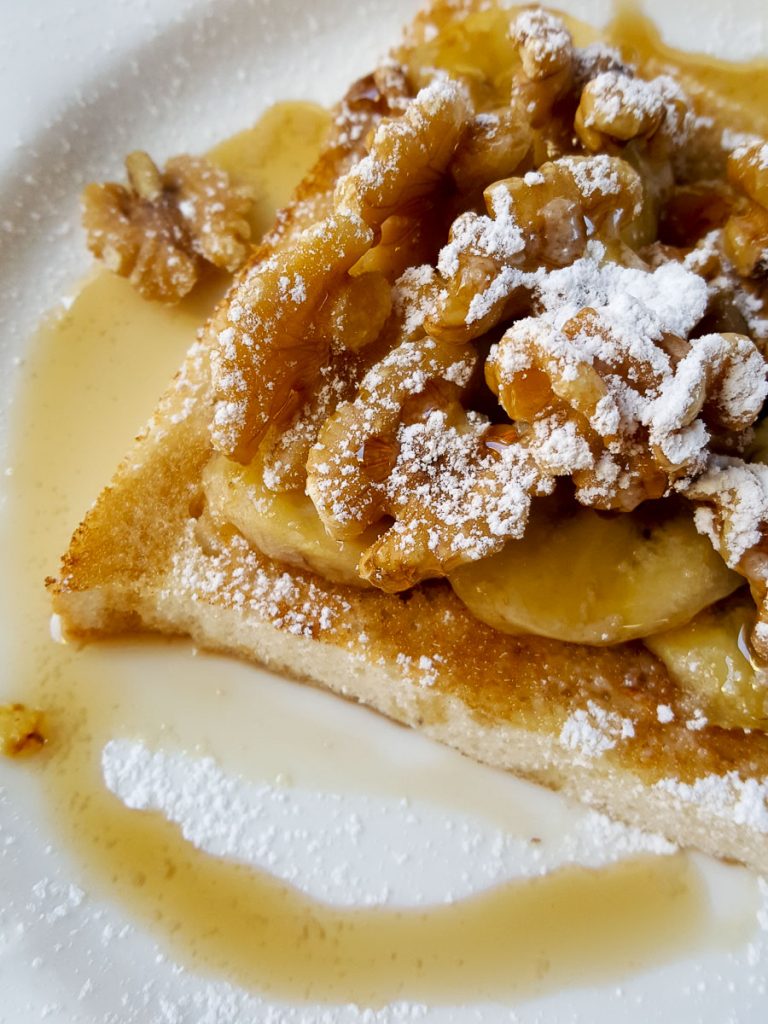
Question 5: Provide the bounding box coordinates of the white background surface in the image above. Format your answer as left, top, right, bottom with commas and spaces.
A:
1, 1, 768, 1022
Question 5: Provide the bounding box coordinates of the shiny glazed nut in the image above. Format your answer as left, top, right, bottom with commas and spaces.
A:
307, 336, 553, 592
487, 302, 767, 512
212, 79, 474, 465
307, 336, 478, 539
313, 271, 393, 353
510, 9, 573, 128
335, 76, 474, 228
450, 107, 532, 193
424, 155, 643, 344
210, 212, 374, 464
357, 409, 551, 592
576, 71, 664, 150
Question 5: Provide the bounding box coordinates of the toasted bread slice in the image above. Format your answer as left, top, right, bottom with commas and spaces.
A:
48, 308, 768, 872
48, 4, 768, 875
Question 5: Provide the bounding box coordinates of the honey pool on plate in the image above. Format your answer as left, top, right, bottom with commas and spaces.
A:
0, 11, 766, 1008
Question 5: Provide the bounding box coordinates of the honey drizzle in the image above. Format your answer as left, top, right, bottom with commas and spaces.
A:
42, 719, 715, 1007
2, 11, 767, 1008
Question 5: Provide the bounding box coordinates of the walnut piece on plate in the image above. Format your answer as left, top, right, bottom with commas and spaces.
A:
82, 151, 254, 303
0, 703, 46, 758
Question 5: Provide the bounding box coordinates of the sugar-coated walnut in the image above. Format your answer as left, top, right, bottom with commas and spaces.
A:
686, 457, 768, 660
510, 9, 574, 129
260, 282, 395, 494
488, 302, 767, 512
576, 71, 664, 150
424, 155, 643, 344
210, 212, 374, 464
307, 336, 478, 539
82, 151, 253, 303
335, 76, 473, 228
306, 336, 552, 591
212, 79, 474, 464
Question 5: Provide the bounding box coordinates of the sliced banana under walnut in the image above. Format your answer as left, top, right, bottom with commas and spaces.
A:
82, 151, 253, 303
203, 454, 382, 587
450, 502, 740, 645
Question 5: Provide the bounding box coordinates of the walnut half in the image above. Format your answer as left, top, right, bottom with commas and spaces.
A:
82, 151, 254, 303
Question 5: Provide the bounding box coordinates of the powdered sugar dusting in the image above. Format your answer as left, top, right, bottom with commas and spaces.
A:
559, 700, 636, 765
654, 772, 768, 834
687, 458, 768, 566
582, 70, 659, 126
100, 739, 676, 911
165, 521, 349, 640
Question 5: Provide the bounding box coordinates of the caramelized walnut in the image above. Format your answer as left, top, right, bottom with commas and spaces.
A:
335, 76, 473, 228
510, 9, 574, 129
307, 336, 478, 539
488, 293, 767, 512
724, 141, 768, 277
306, 337, 551, 591
210, 212, 374, 464
260, 280, 395, 493
358, 409, 550, 591
576, 72, 665, 150
212, 79, 474, 464
450, 106, 532, 193
575, 70, 691, 228
313, 271, 392, 353
82, 151, 253, 303
424, 155, 643, 344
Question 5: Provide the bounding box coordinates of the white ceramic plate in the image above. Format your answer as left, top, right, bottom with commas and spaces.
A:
1, 2, 768, 1022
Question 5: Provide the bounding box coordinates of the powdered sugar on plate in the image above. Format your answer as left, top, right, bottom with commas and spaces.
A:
101, 739, 676, 907
654, 771, 768, 834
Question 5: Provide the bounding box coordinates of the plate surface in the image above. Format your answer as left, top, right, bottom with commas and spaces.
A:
1, 1, 768, 1022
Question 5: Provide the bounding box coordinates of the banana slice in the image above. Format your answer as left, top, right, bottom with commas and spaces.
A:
203, 454, 380, 587
646, 593, 768, 731
449, 503, 741, 645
